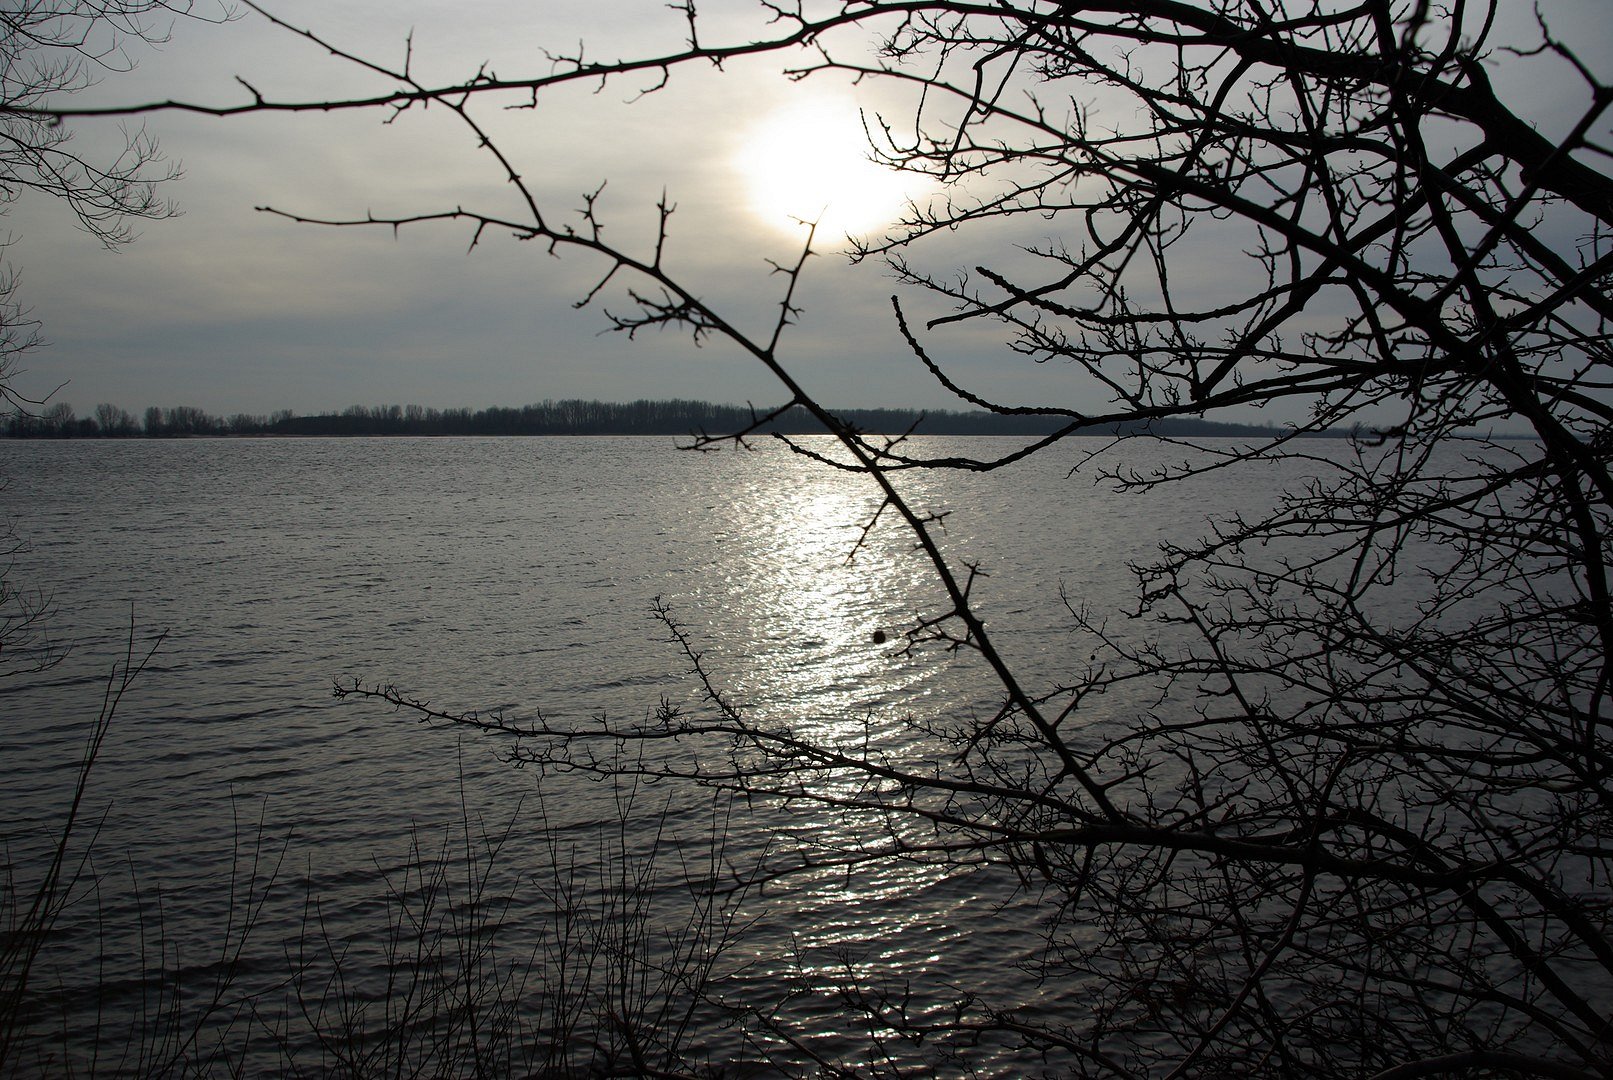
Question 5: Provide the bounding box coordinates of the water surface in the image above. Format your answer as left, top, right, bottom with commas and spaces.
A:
0, 434, 1303, 1071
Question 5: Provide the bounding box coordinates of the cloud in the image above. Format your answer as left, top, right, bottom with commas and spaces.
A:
11, 1, 1611, 422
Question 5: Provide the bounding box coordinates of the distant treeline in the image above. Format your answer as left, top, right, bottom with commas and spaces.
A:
5, 399, 1290, 439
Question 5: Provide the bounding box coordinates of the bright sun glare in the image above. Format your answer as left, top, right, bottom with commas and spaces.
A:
734, 95, 924, 241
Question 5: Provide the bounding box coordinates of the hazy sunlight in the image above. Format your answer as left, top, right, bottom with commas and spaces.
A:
734, 95, 923, 241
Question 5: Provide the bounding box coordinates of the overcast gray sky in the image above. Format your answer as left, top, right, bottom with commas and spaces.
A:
8, 1, 1612, 420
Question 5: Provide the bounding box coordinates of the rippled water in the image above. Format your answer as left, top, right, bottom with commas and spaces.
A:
0, 435, 1302, 1073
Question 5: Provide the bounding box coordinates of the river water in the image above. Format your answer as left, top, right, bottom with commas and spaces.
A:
0, 434, 1307, 1074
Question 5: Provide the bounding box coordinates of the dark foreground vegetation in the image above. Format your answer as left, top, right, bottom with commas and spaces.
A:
1, 649, 756, 1075
4, 398, 1290, 439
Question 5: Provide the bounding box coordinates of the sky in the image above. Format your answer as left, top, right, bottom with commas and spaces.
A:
7, 1, 1612, 421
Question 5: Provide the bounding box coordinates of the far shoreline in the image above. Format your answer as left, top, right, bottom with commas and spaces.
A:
2, 396, 1377, 440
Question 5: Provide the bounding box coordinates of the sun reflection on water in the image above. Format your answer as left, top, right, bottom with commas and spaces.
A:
690, 447, 1023, 1058
719, 473, 922, 728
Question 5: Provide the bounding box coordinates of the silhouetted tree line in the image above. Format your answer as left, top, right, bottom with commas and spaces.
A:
3, 399, 1290, 439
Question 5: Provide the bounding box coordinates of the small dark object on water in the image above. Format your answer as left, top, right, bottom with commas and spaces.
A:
872, 629, 887, 644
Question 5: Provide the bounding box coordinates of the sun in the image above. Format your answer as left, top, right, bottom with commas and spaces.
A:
733, 95, 924, 241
